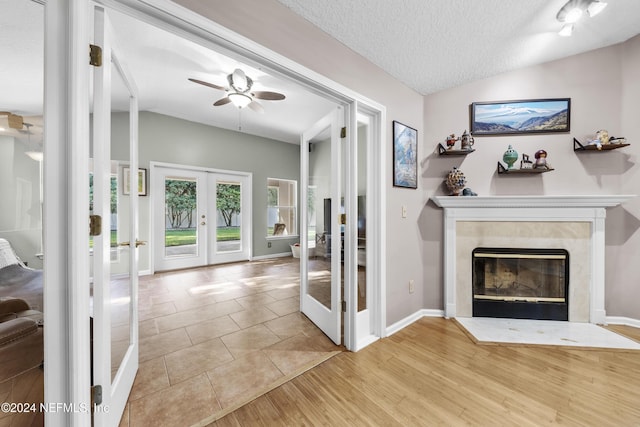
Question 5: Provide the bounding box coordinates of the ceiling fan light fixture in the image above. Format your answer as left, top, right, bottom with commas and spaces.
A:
564, 7, 583, 23
559, 24, 574, 36
587, 0, 607, 17
228, 92, 252, 109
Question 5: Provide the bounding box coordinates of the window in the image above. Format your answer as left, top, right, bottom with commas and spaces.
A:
267, 178, 297, 237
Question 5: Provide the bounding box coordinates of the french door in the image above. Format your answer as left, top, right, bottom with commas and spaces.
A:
153, 165, 251, 271
91, 5, 139, 426
300, 108, 343, 345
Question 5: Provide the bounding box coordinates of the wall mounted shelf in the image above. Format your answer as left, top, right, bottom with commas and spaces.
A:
438, 143, 475, 156
574, 137, 629, 151
497, 162, 554, 175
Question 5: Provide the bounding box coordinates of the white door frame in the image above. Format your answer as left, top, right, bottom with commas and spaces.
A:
45, 1, 386, 423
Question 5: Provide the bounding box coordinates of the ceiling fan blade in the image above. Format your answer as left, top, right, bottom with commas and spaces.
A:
213, 97, 232, 106
252, 91, 285, 101
248, 101, 265, 114
188, 78, 226, 91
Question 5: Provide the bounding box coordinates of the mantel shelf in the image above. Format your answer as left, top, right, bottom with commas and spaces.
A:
497, 162, 553, 174
431, 195, 635, 209
574, 137, 629, 151
438, 143, 475, 156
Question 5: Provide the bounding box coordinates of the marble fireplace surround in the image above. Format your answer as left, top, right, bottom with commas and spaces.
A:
432, 195, 634, 324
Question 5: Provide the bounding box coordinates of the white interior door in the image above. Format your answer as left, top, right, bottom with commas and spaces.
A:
91, 6, 139, 426
300, 108, 343, 345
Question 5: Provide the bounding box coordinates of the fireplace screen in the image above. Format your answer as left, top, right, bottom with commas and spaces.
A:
472, 248, 569, 320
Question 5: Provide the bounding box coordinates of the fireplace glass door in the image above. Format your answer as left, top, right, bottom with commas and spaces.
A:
472, 248, 569, 321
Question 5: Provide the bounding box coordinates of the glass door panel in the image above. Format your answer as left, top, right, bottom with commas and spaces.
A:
164, 177, 199, 257
300, 108, 342, 345
215, 181, 242, 253
153, 167, 207, 271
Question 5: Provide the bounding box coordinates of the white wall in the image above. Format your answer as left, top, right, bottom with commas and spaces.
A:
424, 36, 640, 319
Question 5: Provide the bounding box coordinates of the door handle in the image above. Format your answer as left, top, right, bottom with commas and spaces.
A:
201, 222, 206, 225
118, 240, 147, 248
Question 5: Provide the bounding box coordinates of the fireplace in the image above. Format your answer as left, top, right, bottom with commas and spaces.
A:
472, 248, 569, 321
431, 195, 633, 323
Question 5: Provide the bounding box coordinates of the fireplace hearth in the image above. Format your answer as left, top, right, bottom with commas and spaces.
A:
472, 248, 569, 321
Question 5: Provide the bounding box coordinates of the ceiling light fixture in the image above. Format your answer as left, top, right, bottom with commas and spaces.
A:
228, 92, 252, 109
556, 0, 608, 36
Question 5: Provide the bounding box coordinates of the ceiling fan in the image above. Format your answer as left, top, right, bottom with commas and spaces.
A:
189, 68, 285, 114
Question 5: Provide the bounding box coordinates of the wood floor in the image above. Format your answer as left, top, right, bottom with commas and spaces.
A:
210, 317, 640, 426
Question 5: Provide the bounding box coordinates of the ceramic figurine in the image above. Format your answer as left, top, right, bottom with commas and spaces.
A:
597, 129, 610, 147
460, 130, 474, 151
446, 134, 458, 150
534, 149, 549, 169
502, 145, 518, 169
462, 188, 477, 196
445, 167, 466, 196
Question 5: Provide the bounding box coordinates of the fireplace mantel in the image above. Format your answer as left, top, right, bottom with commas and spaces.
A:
431, 195, 635, 324
432, 195, 633, 209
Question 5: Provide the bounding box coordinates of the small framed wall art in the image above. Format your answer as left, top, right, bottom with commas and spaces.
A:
123, 167, 148, 196
392, 121, 418, 189
470, 98, 571, 136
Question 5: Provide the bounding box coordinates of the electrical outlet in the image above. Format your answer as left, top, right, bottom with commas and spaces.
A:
267, 242, 272, 248
409, 279, 415, 293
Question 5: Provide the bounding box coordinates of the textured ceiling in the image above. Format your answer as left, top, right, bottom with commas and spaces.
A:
276, 0, 640, 95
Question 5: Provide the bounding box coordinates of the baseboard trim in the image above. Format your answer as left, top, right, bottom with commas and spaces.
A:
606, 316, 640, 329
386, 309, 445, 336
251, 252, 292, 261
353, 334, 379, 352
385, 311, 639, 337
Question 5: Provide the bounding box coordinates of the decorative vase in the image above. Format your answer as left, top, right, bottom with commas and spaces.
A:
446, 167, 466, 196
502, 145, 518, 169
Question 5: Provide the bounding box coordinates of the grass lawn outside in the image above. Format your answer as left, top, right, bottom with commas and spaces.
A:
164, 227, 240, 246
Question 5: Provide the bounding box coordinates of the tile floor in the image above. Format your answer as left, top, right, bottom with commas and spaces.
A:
117, 257, 341, 427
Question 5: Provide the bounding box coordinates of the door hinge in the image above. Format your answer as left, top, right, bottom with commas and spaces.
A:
89, 44, 102, 67
341, 300, 346, 312
340, 127, 347, 138
89, 215, 102, 236
91, 385, 103, 407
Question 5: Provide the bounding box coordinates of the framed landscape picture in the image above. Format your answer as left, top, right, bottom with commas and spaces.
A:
393, 121, 418, 189
470, 98, 570, 136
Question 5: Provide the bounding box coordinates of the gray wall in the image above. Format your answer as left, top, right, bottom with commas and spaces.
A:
170, 0, 640, 323
423, 36, 640, 320
111, 111, 300, 271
